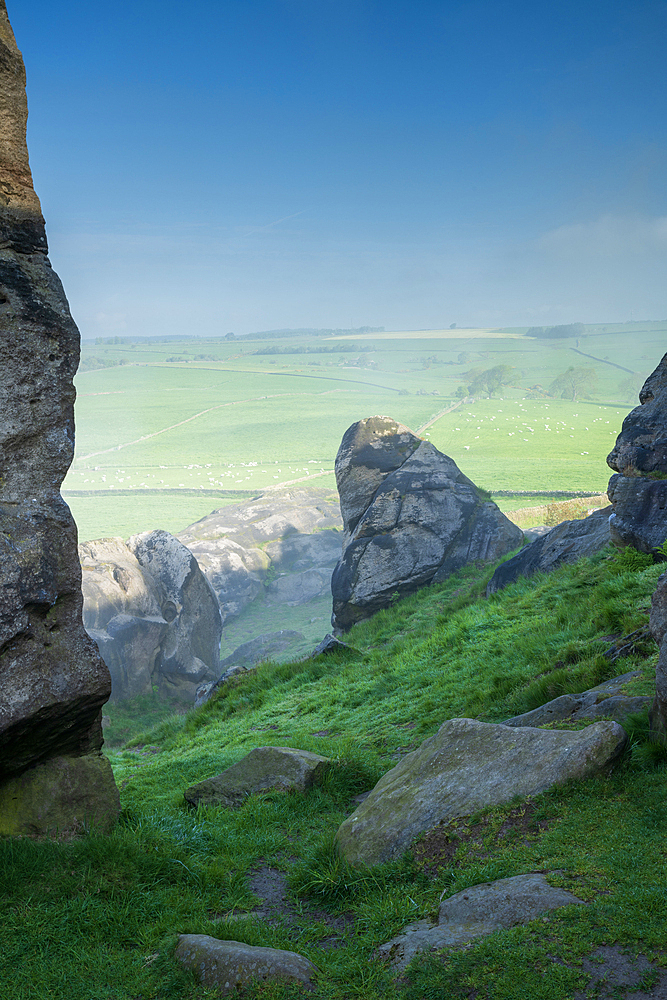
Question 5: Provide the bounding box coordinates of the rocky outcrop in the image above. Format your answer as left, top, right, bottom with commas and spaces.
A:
486, 507, 612, 594
607, 352, 667, 553
331, 417, 523, 631
184, 746, 330, 808
0, 4, 118, 832
378, 873, 586, 970
176, 489, 342, 623
175, 936, 317, 994
80, 530, 222, 702
336, 717, 626, 866
503, 670, 650, 727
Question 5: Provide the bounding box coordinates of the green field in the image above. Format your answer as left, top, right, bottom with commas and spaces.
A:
64, 323, 666, 540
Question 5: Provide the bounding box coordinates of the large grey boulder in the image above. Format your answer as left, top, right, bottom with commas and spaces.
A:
175, 935, 317, 993
486, 506, 611, 595
606, 352, 667, 553
184, 746, 330, 808
80, 530, 222, 702
504, 671, 650, 727
177, 489, 342, 623
336, 717, 626, 866
0, 4, 118, 831
331, 417, 523, 631
378, 873, 586, 970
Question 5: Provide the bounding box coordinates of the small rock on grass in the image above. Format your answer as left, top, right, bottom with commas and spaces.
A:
310, 633, 356, 656
175, 935, 317, 992
184, 746, 330, 808
378, 873, 586, 971
336, 718, 627, 866
504, 670, 649, 727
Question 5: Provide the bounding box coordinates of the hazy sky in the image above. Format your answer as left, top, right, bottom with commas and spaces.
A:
12, 0, 667, 337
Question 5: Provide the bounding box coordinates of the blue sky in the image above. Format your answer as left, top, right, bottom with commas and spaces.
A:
10, 0, 667, 336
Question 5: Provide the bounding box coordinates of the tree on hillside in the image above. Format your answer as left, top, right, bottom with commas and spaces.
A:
526, 323, 585, 339
548, 366, 597, 401
460, 364, 520, 397
616, 372, 645, 403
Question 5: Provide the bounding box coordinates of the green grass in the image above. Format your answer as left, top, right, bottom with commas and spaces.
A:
3, 544, 666, 997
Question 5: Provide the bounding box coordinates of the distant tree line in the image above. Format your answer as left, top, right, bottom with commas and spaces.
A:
525, 323, 585, 339
252, 343, 371, 355
79, 356, 129, 370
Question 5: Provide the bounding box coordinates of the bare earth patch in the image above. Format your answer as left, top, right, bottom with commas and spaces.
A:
573, 946, 667, 999
412, 801, 554, 876
212, 866, 356, 950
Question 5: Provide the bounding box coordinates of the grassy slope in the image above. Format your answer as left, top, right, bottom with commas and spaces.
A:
3, 545, 667, 999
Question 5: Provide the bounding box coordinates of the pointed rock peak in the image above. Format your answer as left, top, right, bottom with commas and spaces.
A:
0, 0, 46, 252
335, 416, 422, 535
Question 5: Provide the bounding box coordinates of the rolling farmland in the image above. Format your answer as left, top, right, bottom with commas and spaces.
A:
63, 322, 666, 541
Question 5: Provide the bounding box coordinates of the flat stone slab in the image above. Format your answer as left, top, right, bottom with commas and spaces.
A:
175, 935, 317, 992
378, 873, 586, 970
504, 671, 650, 727
336, 718, 627, 866
184, 746, 330, 808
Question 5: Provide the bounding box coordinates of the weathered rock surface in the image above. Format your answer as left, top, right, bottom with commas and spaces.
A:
378, 873, 586, 970
504, 671, 649, 727
0, 3, 118, 831
184, 746, 330, 808
336, 717, 626, 866
175, 935, 317, 993
176, 489, 342, 623
331, 417, 523, 631
486, 506, 611, 595
80, 530, 222, 702
607, 352, 667, 553
0, 753, 120, 836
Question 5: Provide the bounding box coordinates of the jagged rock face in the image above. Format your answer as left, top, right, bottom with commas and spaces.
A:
607, 352, 667, 552
176, 489, 342, 622
0, 0, 115, 830
80, 530, 222, 702
331, 416, 523, 631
